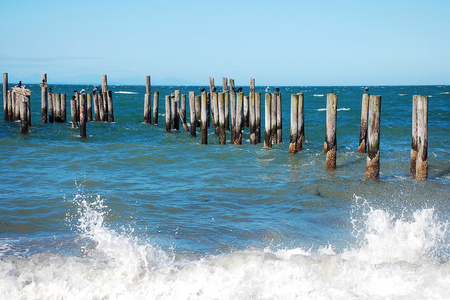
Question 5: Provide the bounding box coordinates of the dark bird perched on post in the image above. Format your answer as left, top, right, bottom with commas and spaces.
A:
212, 87, 216, 92
364, 86, 369, 92
200, 88, 206, 93
17, 81, 22, 87
49, 86, 53, 93
276, 87, 280, 93
265, 87, 270, 93
237, 87, 243, 93
231, 86, 236, 93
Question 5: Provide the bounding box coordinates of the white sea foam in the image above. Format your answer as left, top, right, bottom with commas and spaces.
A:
317, 107, 350, 112
313, 94, 324, 97
114, 91, 138, 94
0, 195, 448, 299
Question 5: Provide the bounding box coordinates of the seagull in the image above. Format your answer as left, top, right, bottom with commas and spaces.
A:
237, 87, 243, 93
200, 88, 206, 92
364, 86, 369, 92
265, 87, 270, 93
80, 89, 85, 94
18, 81, 22, 87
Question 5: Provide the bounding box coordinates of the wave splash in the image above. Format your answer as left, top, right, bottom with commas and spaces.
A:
0, 193, 448, 299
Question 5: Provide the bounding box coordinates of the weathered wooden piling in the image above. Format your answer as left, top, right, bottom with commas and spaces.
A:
40, 74, 47, 124
416, 95, 428, 180
94, 93, 100, 121
107, 90, 114, 122
61, 94, 67, 122
97, 92, 104, 122
201, 91, 208, 144
235, 92, 243, 144
255, 92, 261, 144
165, 94, 171, 132
325, 93, 337, 169
297, 93, 304, 151
218, 92, 226, 144
223, 77, 228, 92
3, 73, 7, 122
86, 93, 92, 122
71, 99, 77, 129
79, 93, 87, 137
230, 91, 236, 142
264, 93, 272, 148
243, 95, 249, 128
144, 76, 152, 123
144, 94, 151, 124
271, 93, 277, 144
289, 94, 299, 154
178, 107, 190, 132
153, 91, 159, 125
20, 101, 28, 133
212, 92, 219, 135
181, 94, 187, 127
410, 95, 418, 178
195, 94, 201, 127
189, 92, 196, 137
14, 92, 21, 122
224, 91, 229, 131
7, 91, 13, 122
173, 90, 180, 130
249, 91, 256, 145
358, 93, 369, 153
277, 92, 282, 144
366, 95, 381, 179
54, 93, 61, 122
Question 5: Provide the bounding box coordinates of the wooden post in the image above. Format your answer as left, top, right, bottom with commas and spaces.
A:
271, 93, 277, 144
201, 91, 208, 144
235, 92, 243, 144
229, 79, 235, 93
224, 91, 229, 131
289, 94, 299, 154
209, 77, 215, 94
256, 92, 261, 144
102, 75, 108, 94
325, 93, 337, 169
230, 91, 236, 142
222, 77, 228, 92
243, 95, 249, 128
40, 74, 47, 124
178, 107, 190, 132
54, 93, 61, 122
358, 93, 369, 153
71, 99, 77, 129
144, 76, 151, 124
416, 95, 428, 180
410, 95, 418, 179
189, 92, 196, 137
102, 91, 108, 122
146, 76, 151, 94
25, 94, 31, 128
61, 94, 66, 122
7, 91, 13, 122
173, 90, 180, 130
3, 73, 7, 122
165, 94, 171, 132
264, 93, 272, 148
218, 92, 226, 145
277, 92, 282, 143
181, 94, 187, 127
366, 95, 381, 179
212, 92, 219, 135
107, 90, 114, 122
94, 93, 100, 121
195, 94, 201, 127
297, 93, 304, 151
207, 92, 211, 127
86, 93, 92, 122
14, 92, 21, 122
249, 90, 256, 145
20, 101, 28, 133
153, 91, 159, 125
97, 92, 104, 122
79, 93, 87, 137
250, 78, 255, 94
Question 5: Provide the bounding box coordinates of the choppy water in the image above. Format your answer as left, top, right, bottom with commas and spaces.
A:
0, 84, 449, 299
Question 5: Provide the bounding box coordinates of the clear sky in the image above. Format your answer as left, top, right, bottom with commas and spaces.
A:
1, 0, 449, 86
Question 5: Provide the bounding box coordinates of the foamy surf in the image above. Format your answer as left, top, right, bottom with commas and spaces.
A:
0, 194, 448, 299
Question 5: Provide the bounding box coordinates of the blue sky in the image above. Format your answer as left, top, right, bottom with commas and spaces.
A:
1, 0, 449, 86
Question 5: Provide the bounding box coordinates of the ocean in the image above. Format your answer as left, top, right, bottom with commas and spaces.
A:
0, 84, 449, 299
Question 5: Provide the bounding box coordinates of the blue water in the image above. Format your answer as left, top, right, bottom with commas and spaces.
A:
0, 84, 449, 299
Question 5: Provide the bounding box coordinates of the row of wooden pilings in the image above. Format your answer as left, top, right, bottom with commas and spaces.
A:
2, 73, 428, 180
2, 73, 115, 137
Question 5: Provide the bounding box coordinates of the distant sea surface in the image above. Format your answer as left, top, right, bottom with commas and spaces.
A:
1, 84, 449, 299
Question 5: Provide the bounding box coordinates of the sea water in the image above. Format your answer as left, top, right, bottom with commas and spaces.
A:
0, 84, 449, 299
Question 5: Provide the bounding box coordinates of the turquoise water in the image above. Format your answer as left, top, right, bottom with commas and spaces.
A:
0, 84, 449, 299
